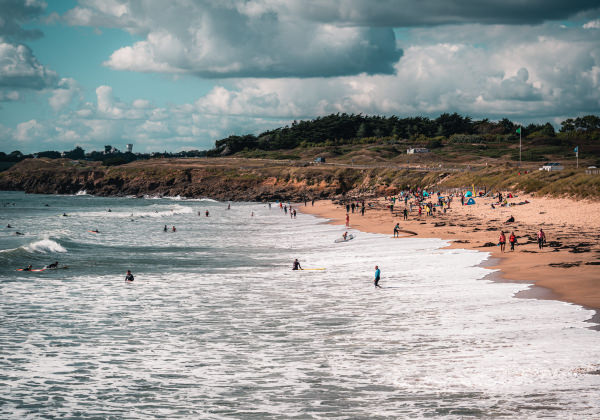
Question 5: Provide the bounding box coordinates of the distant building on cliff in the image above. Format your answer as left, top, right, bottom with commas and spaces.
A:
126, 144, 133, 153
407, 147, 429, 154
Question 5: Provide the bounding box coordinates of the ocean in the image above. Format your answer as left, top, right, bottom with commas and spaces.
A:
0, 191, 599, 418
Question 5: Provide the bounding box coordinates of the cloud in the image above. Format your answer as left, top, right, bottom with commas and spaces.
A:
0, 0, 46, 41
583, 19, 600, 29
67, 0, 401, 78
49, 78, 82, 111
14, 119, 46, 142
63, 1, 600, 79
0, 40, 58, 90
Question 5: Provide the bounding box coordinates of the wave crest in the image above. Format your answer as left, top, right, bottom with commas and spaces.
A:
24, 239, 67, 254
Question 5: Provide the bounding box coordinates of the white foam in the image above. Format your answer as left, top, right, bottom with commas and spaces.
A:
24, 238, 67, 253
75, 190, 88, 196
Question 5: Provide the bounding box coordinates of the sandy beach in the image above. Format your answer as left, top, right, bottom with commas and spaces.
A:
300, 194, 600, 312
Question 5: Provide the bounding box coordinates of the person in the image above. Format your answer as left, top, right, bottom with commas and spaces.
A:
227, 203, 231, 210
164, 224, 168, 232
91, 229, 99, 233
205, 210, 209, 217
172, 226, 176, 232
15, 231, 24, 235
393, 223, 400, 238
346, 203, 350, 213
345, 213, 349, 227
537, 228, 546, 250
268, 202, 271, 209
351, 203, 355, 213
374, 265, 381, 288
125, 270, 134, 282
311, 199, 315, 206
403, 208, 408, 220
47, 261, 59, 269
499, 231, 506, 252
22, 264, 33, 271
509, 232, 517, 251
293, 209, 297, 218
506, 215, 515, 223
292, 259, 302, 270
251, 211, 254, 217
342, 231, 348, 241
6, 224, 11, 228
108, 209, 112, 212
62, 213, 68, 217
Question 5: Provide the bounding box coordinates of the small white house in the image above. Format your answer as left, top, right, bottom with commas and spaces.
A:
407, 147, 429, 154
539, 162, 564, 171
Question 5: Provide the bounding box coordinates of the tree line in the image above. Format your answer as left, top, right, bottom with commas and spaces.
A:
208, 113, 600, 156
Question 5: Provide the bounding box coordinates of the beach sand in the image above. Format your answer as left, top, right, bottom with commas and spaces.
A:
299, 194, 600, 311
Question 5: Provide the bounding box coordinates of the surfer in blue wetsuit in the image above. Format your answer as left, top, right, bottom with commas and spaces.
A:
292, 259, 302, 270
125, 270, 134, 282
374, 265, 381, 288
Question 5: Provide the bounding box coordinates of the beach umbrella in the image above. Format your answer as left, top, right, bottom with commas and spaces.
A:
465, 191, 473, 197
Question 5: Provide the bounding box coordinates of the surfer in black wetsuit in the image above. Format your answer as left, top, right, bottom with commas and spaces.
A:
292, 259, 302, 270
125, 270, 134, 282
164, 224, 168, 232
46, 261, 59, 269
23, 265, 33, 271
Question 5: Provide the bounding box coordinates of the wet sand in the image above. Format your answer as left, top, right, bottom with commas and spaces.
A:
299, 194, 600, 311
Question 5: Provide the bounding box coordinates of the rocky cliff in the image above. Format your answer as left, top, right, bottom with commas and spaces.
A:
0, 158, 432, 200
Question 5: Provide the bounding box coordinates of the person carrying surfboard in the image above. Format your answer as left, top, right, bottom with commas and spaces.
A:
292, 259, 302, 270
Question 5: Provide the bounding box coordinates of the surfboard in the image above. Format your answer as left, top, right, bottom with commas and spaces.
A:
16, 268, 45, 272
88, 230, 99, 233
300, 268, 326, 271
334, 234, 354, 243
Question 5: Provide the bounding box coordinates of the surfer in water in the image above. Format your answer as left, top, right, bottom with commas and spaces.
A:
22, 265, 33, 271
292, 259, 303, 270
374, 265, 382, 288
205, 210, 209, 217
172, 226, 176, 232
164, 225, 168, 232
125, 270, 134, 282
46, 261, 59, 269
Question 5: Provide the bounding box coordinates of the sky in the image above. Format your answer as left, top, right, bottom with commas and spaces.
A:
0, 0, 599, 154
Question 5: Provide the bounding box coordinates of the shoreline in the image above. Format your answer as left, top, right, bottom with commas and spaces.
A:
298, 196, 600, 318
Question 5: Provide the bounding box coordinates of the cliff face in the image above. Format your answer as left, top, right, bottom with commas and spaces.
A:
0, 158, 383, 200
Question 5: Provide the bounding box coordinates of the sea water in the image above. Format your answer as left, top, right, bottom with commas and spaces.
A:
0, 191, 598, 418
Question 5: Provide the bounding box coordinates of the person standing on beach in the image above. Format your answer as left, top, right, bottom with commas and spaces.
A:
509, 232, 517, 251
345, 213, 349, 227
499, 231, 506, 252
374, 266, 381, 288
393, 223, 400, 238
537, 228, 546, 250
403, 208, 408, 220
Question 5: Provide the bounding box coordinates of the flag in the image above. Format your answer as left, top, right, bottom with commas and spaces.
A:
516, 127, 521, 134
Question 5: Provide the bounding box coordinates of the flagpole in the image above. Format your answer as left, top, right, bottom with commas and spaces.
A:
519, 126, 522, 167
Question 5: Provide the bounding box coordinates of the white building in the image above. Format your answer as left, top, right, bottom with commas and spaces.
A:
539, 162, 564, 171
407, 147, 429, 154
126, 144, 133, 153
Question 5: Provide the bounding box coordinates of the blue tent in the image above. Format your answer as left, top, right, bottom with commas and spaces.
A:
465, 191, 473, 197
423, 191, 429, 197
466, 198, 476, 205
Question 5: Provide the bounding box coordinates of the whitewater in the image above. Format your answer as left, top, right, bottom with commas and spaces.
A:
0, 191, 599, 418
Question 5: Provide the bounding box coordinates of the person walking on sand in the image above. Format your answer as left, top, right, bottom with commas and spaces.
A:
374, 265, 382, 288
403, 208, 408, 220
537, 228, 546, 250
509, 232, 517, 251
345, 213, 349, 227
393, 223, 400, 238
499, 231, 506, 252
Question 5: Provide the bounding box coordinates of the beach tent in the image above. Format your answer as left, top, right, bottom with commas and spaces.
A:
466, 198, 476, 205
423, 191, 429, 197
465, 191, 473, 197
